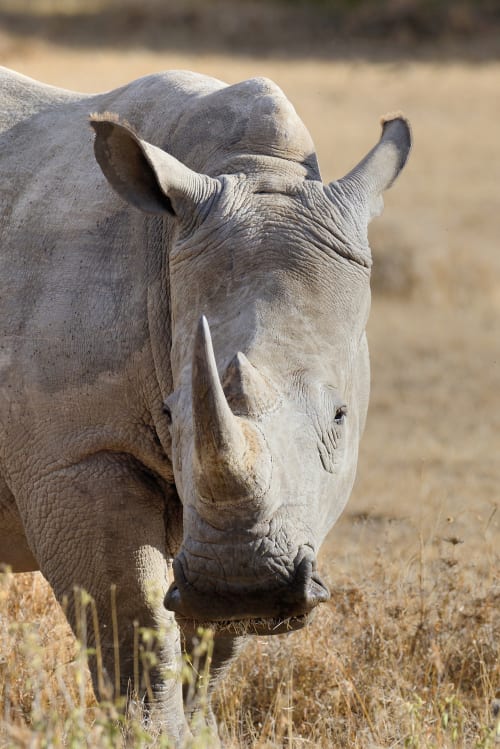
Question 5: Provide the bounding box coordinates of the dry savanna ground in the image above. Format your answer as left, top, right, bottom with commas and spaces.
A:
0, 18, 499, 749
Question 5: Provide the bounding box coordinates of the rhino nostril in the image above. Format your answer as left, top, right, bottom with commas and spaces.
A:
306, 574, 330, 604
293, 557, 330, 609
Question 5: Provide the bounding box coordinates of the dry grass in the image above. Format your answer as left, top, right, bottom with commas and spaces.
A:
2, 540, 499, 747
218, 547, 500, 748
0, 25, 499, 749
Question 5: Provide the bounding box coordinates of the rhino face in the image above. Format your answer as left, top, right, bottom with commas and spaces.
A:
161, 179, 372, 632
91, 107, 410, 634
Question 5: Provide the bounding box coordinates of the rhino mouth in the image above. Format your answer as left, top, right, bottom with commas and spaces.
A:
175, 611, 314, 637
165, 554, 329, 636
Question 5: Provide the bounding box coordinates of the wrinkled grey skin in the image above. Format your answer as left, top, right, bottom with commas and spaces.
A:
0, 67, 410, 744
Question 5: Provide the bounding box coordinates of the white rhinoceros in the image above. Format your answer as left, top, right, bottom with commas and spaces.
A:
0, 67, 410, 743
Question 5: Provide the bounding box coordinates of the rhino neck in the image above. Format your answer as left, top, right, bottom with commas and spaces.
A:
168, 76, 321, 180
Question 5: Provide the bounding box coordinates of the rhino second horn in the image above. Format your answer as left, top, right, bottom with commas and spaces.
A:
192, 316, 271, 504
222, 352, 281, 417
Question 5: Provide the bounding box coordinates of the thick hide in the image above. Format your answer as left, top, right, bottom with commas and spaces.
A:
0, 66, 411, 745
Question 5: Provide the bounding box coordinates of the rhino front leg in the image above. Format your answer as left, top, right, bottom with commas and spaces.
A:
182, 630, 248, 737
20, 453, 188, 745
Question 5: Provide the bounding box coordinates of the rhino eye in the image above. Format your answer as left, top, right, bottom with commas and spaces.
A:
334, 406, 347, 424
163, 403, 173, 425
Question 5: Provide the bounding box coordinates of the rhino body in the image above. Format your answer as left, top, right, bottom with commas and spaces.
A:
0, 67, 410, 742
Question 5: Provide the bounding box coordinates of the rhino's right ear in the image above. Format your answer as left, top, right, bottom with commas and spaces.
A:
333, 114, 411, 221
90, 115, 219, 216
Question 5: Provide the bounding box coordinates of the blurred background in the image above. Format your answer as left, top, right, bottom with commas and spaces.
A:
1, 1, 499, 746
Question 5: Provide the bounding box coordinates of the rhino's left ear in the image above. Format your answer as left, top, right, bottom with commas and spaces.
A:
90, 115, 219, 216
333, 114, 411, 221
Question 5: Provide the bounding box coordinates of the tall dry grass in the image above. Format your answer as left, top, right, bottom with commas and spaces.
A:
1, 530, 499, 747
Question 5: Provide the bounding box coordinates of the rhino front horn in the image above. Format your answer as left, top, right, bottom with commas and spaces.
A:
191, 316, 272, 506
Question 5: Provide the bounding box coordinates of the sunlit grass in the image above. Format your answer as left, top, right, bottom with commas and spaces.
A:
1, 528, 499, 749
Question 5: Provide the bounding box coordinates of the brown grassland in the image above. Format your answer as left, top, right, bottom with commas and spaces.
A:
0, 5, 499, 747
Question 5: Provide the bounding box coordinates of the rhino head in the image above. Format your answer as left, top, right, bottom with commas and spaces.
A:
91, 82, 410, 635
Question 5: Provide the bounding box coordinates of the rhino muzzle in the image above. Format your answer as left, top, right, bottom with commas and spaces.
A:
164, 553, 330, 635
191, 316, 273, 507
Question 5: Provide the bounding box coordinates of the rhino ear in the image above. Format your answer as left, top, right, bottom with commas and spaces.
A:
90, 115, 219, 216
333, 114, 411, 221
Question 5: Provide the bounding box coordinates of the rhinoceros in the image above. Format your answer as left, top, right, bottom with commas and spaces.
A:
0, 66, 410, 743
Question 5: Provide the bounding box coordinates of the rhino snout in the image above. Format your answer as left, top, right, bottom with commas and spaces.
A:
164, 553, 330, 632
